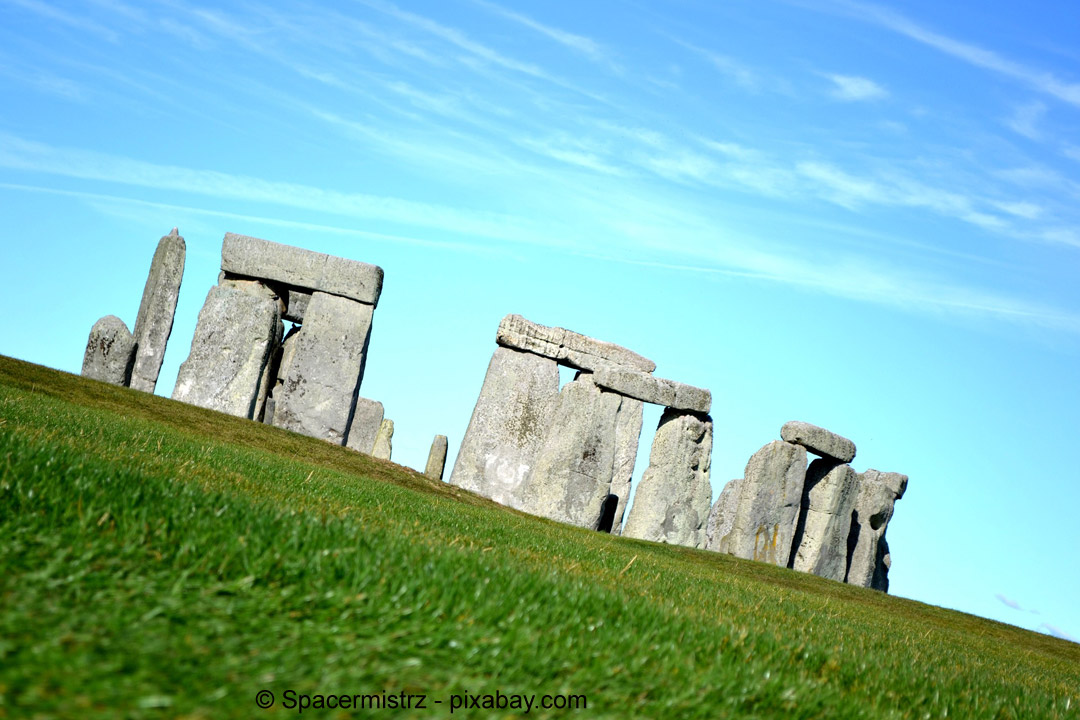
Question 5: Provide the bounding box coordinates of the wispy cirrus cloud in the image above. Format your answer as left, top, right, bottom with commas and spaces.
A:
825, 73, 888, 101
1006, 101, 1047, 140
669, 36, 760, 89
1039, 623, 1078, 643
470, 0, 618, 71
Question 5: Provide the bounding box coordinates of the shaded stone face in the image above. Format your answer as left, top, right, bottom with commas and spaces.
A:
172, 283, 281, 418
791, 459, 859, 581
608, 396, 643, 535
780, 421, 856, 463
622, 409, 713, 549
82, 315, 137, 387
345, 397, 384, 455
425, 434, 448, 480
846, 469, 908, 588
718, 440, 807, 566
704, 478, 741, 552
519, 374, 623, 529
272, 292, 374, 445
593, 367, 711, 414
372, 418, 394, 460
495, 314, 656, 373
449, 347, 559, 509
130, 229, 185, 393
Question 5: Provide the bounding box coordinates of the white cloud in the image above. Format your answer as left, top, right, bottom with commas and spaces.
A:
669, 37, 759, 89
1039, 623, 1079, 643
1005, 102, 1046, 140
826, 73, 888, 101
471, 0, 618, 71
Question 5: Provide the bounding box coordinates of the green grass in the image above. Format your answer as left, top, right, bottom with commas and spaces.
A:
1, 354, 1077, 719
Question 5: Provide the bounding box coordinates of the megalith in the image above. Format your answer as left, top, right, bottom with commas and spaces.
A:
519, 374, 623, 529
608, 396, 643, 535
449, 346, 559, 509
173, 282, 281, 417
344, 397, 384, 455
594, 367, 711, 414
622, 409, 713, 549
717, 440, 807, 566
425, 434, 449, 480
872, 537, 893, 592
129, 228, 185, 393
272, 292, 374, 445
790, 458, 859, 581
704, 478, 741, 552
81, 315, 137, 386
846, 469, 908, 588
495, 314, 655, 373
372, 418, 394, 460
781, 421, 856, 463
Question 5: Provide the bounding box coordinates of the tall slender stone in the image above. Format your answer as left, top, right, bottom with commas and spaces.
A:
608, 396, 643, 535
791, 459, 859, 581
705, 478, 741, 552
272, 292, 374, 445
872, 538, 893, 592
718, 441, 807, 566
519, 374, 622, 529
622, 409, 713, 549
129, 229, 186, 393
449, 347, 559, 509
847, 470, 908, 588
345, 397, 384, 455
372, 419, 394, 460
172, 283, 281, 418
82, 315, 136, 386
425, 434, 449, 480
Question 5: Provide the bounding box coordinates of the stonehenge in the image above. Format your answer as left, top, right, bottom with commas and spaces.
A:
372, 419, 394, 460
425, 435, 448, 480
82, 315, 137, 386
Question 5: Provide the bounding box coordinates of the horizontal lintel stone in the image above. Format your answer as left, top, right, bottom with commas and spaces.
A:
780, 421, 856, 463
594, 367, 711, 414
495, 314, 655, 373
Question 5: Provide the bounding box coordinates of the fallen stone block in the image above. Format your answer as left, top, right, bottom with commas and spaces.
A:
82, 315, 137, 386
495, 314, 655, 373
622, 409, 713, 549
345, 397, 384, 455
372, 419, 394, 460
780, 421, 856, 463
425, 434, 449, 480
130, 228, 185, 393
791, 459, 859, 581
593, 367, 711, 414
847, 469, 908, 588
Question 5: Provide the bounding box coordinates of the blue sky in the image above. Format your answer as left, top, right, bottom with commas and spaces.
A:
1, 0, 1078, 643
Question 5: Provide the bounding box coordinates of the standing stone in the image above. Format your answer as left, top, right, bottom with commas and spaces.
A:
717, 441, 807, 566
704, 478, 741, 552
345, 397, 384, 454
872, 538, 892, 592
82, 315, 137, 386
425, 434, 448, 480
847, 470, 908, 588
519, 375, 622, 529
622, 409, 713, 549
449, 347, 559, 509
272, 292, 374, 445
372, 419, 394, 460
790, 459, 859, 581
608, 396, 643, 535
130, 229, 186, 393
172, 283, 281, 418
780, 421, 856, 463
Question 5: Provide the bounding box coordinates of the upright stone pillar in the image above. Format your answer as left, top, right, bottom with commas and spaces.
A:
791, 459, 859, 581
847, 470, 907, 588
704, 477, 741, 552
372, 419, 394, 460
344, 398, 384, 455
622, 409, 713, 549
129, 228, 185, 393
608, 396, 643, 534
519, 374, 622, 529
449, 347, 559, 509
425, 435, 448, 480
82, 315, 137, 386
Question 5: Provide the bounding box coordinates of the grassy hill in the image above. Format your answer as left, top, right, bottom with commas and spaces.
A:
1, 354, 1077, 719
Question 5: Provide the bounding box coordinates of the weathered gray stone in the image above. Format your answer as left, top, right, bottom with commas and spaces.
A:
272, 292, 374, 445
283, 289, 311, 323
172, 283, 281, 418
608, 396, 643, 534
781, 421, 856, 463
129, 229, 185, 393
872, 537, 892, 592
425, 434, 448, 480
253, 318, 284, 422
449, 347, 559, 509
622, 409, 713, 548
791, 459, 859, 581
372, 419, 394, 460
847, 469, 908, 588
345, 397, 384, 454
519, 374, 622, 529
221, 233, 383, 306
495, 314, 655, 373
704, 478, 741, 552
717, 440, 807, 566
82, 315, 136, 386
593, 367, 711, 414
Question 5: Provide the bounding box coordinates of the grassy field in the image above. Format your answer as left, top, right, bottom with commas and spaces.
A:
1, 354, 1077, 719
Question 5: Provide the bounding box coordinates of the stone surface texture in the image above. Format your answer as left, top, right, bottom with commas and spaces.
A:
608, 396, 643, 534
345, 397, 384, 455
221, 232, 383, 306
495, 314, 655, 373
425, 434, 449, 480
718, 440, 807, 566
82, 315, 137, 386
791, 459, 860, 581
593, 367, 711, 413
372, 419, 394, 460
519, 375, 623, 529
449, 347, 559, 509
129, 229, 185, 393
272, 292, 374, 445
172, 283, 281, 418
872, 538, 892, 592
704, 478, 742, 552
622, 409, 713, 548
847, 469, 908, 588
780, 421, 856, 463
283, 289, 311, 323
